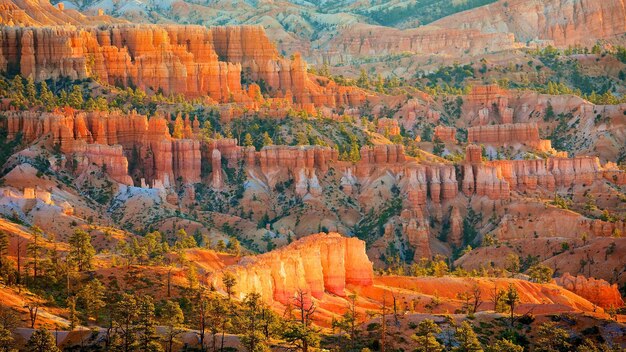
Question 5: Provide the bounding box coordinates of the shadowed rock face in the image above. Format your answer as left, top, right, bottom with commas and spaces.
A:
211, 232, 373, 305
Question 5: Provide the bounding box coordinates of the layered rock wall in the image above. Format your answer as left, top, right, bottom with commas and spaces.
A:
3, 110, 201, 186
0, 24, 365, 107
212, 233, 373, 305
467, 123, 551, 151
433, 0, 626, 47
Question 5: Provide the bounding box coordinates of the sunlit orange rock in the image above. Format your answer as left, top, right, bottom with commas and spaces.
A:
212, 232, 373, 305
555, 273, 624, 309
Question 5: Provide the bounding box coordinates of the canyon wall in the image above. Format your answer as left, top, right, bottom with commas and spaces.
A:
211, 232, 373, 305
488, 156, 626, 191
3, 109, 202, 186
322, 24, 519, 64
468, 123, 552, 151
0, 24, 365, 107
433, 0, 626, 47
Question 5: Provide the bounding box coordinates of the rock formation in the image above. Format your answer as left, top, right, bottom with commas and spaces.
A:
325, 24, 519, 65
212, 232, 373, 305
488, 156, 624, 191
433, 0, 626, 47
0, 24, 366, 107
555, 273, 624, 309
0, 0, 117, 26
434, 125, 456, 143
3, 109, 201, 186
377, 118, 400, 136
468, 123, 552, 152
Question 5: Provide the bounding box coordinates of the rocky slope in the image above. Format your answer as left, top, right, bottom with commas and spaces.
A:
433, 0, 626, 47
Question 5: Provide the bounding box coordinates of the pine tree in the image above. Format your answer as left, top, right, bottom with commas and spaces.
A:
227, 237, 241, 256
112, 294, 139, 351
25, 76, 37, 105
504, 284, 519, 326
486, 339, 523, 352
68, 229, 95, 271
0, 231, 8, 264
67, 85, 84, 109
39, 81, 55, 111
0, 307, 19, 352
187, 265, 199, 290
26, 328, 61, 352
77, 279, 106, 322
161, 300, 185, 352
172, 115, 185, 139
412, 319, 443, 352
240, 293, 272, 352
136, 296, 163, 352
244, 133, 254, 147
534, 322, 571, 352
332, 294, 360, 350
222, 272, 237, 301
262, 132, 273, 147
283, 290, 320, 352
67, 296, 79, 330
27, 226, 44, 285
453, 321, 483, 352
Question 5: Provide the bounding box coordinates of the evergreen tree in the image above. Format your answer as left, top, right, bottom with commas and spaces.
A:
10, 75, 25, 107
26, 328, 61, 352
332, 294, 360, 350
39, 81, 55, 111
486, 339, 523, 352
67, 296, 79, 330
262, 132, 273, 147
412, 319, 443, 352
283, 290, 320, 352
111, 293, 139, 351
222, 272, 237, 301
0, 307, 19, 352
161, 300, 185, 352
0, 231, 8, 265
68, 229, 95, 271
527, 264, 554, 284
77, 279, 106, 322
240, 293, 272, 352
67, 85, 84, 109
136, 296, 163, 352
172, 115, 185, 139
534, 322, 571, 352
27, 226, 44, 285
244, 133, 254, 147
25, 76, 37, 105
227, 237, 241, 256
503, 284, 519, 326
453, 321, 483, 352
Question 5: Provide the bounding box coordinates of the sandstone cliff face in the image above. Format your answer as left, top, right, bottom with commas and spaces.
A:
0, 24, 365, 107
322, 23, 519, 65
488, 156, 620, 191
434, 126, 456, 143
212, 232, 373, 305
468, 123, 553, 152
555, 273, 624, 309
3, 110, 202, 186
433, 0, 626, 47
